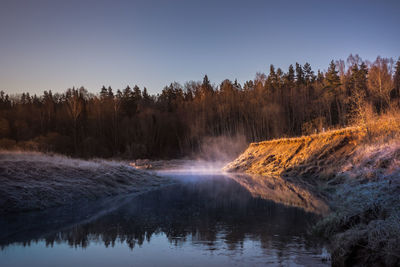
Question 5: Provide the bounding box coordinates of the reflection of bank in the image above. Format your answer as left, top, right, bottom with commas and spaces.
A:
0, 174, 324, 252
227, 173, 330, 215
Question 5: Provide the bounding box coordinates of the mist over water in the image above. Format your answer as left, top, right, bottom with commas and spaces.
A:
149, 134, 247, 176
154, 161, 226, 176
197, 134, 248, 162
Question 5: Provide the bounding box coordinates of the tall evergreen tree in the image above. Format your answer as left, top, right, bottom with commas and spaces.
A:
267, 64, 278, 92
107, 86, 114, 98
325, 60, 341, 89
133, 85, 142, 102
142, 87, 152, 105
100, 86, 108, 100
303, 63, 315, 84
325, 60, 342, 125
285, 64, 295, 83
357, 62, 368, 95
295, 63, 304, 85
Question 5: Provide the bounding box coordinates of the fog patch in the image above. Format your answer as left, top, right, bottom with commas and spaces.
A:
196, 134, 248, 163
155, 134, 249, 176
143, 135, 248, 176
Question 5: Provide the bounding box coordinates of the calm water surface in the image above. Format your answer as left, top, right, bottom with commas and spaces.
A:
0, 173, 329, 266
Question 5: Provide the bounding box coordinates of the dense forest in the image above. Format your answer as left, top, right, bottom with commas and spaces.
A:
0, 54, 399, 158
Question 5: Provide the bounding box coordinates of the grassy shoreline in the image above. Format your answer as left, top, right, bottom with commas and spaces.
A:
0, 151, 174, 214
224, 115, 400, 266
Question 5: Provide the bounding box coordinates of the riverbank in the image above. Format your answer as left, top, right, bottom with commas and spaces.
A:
0, 151, 174, 214
224, 115, 400, 266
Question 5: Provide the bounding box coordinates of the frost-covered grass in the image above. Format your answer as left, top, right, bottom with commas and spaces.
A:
315, 180, 400, 266
314, 141, 400, 266
0, 151, 173, 214
341, 140, 400, 180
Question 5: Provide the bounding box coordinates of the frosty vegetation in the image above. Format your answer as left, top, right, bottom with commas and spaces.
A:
0, 152, 173, 214
314, 140, 400, 266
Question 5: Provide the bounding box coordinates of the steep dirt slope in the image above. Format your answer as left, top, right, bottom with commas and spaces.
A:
224, 127, 363, 179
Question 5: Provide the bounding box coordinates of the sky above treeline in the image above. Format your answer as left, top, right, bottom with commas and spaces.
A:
1, 0, 399, 95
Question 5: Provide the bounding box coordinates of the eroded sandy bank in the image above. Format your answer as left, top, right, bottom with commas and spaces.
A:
223, 127, 362, 178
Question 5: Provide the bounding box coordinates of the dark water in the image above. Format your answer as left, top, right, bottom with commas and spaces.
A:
0, 174, 329, 266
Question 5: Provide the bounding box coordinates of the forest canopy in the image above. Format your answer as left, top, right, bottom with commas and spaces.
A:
1, 54, 399, 158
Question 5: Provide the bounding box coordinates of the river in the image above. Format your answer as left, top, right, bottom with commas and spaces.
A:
0, 172, 330, 266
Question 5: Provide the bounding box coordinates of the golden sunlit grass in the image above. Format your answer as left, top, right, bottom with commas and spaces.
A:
225, 108, 400, 179
362, 107, 400, 143
224, 126, 362, 178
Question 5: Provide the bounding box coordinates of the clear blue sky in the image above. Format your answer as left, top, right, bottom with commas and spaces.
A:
1, 0, 399, 95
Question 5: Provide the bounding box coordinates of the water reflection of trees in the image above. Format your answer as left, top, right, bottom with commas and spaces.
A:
29, 176, 321, 252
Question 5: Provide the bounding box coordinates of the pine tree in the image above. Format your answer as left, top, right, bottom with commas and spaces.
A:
303, 62, 315, 84
201, 75, 213, 97
107, 86, 114, 98
275, 68, 283, 89
285, 64, 295, 83
133, 85, 142, 102
357, 62, 368, 96
123, 86, 131, 98
325, 60, 342, 125
116, 89, 123, 100
267, 64, 277, 90
100, 86, 108, 100
121, 86, 136, 117
325, 60, 341, 89
295, 63, 304, 85
348, 64, 359, 94
142, 87, 151, 104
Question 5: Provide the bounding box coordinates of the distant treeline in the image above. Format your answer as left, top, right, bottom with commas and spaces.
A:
0, 54, 399, 158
